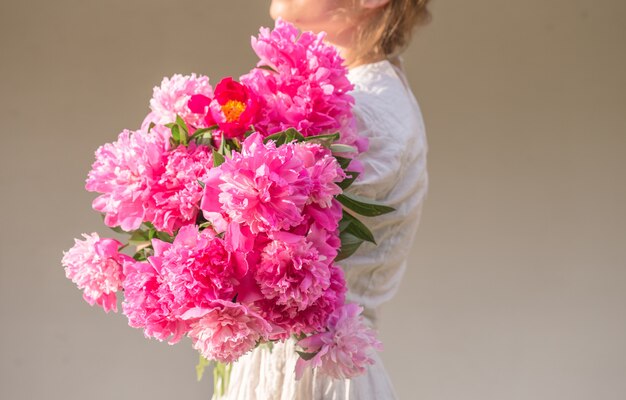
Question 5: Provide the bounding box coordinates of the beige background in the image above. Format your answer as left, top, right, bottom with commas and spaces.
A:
1, 1, 625, 399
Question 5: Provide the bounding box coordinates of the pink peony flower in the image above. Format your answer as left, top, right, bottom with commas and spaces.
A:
241, 19, 364, 152
183, 300, 272, 363
86, 126, 170, 232
255, 228, 332, 315
200, 132, 311, 234
62, 233, 129, 313
87, 126, 213, 234
148, 225, 239, 318
295, 303, 382, 380
121, 258, 188, 344
263, 262, 346, 339
147, 143, 213, 234
293, 143, 345, 208
141, 73, 213, 130
222, 222, 266, 299
302, 200, 343, 232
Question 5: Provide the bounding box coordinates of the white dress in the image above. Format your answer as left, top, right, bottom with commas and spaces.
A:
220, 59, 429, 400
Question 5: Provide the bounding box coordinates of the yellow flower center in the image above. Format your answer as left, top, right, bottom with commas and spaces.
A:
222, 100, 246, 123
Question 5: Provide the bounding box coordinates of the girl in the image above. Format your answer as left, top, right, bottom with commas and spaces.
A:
224, 1, 431, 398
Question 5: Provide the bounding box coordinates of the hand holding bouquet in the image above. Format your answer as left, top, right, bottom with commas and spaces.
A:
62, 20, 393, 395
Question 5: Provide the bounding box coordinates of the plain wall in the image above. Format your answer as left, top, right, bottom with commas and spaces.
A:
1, 1, 624, 399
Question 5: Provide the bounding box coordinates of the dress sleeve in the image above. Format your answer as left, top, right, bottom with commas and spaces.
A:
344, 99, 408, 202
336, 71, 429, 322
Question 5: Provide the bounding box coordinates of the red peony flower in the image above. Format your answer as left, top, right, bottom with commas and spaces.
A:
209, 77, 259, 139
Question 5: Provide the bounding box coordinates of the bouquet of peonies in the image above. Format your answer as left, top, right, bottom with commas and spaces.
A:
62, 19, 392, 395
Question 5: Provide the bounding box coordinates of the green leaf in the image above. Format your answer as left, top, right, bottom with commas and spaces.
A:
337, 193, 395, 217
334, 156, 352, 170
176, 119, 188, 146
213, 362, 232, 397
342, 210, 376, 244
195, 134, 213, 147
198, 221, 212, 230
176, 115, 189, 135
170, 124, 181, 144
107, 225, 127, 234
337, 171, 360, 190
223, 143, 232, 158
336, 232, 364, 261
303, 132, 340, 143
197, 179, 206, 189
196, 355, 211, 382
284, 128, 304, 143
231, 137, 242, 151
128, 230, 149, 246
263, 131, 285, 145
263, 128, 305, 146
133, 249, 148, 261
128, 230, 152, 252
329, 144, 356, 153
296, 350, 319, 361
218, 133, 227, 153
213, 149, 225, 167
257, 65, 277, 73
338, 218, 351, 232
155, 231, 173, 243
190, 127, 212, 141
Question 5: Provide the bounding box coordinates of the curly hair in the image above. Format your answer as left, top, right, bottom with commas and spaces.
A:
353, 0, 431, 64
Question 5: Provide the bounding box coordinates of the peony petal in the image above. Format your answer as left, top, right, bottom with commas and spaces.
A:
188, 94, 212, 114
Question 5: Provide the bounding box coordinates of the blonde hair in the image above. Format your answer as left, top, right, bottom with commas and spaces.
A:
353, 0, 431, 65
